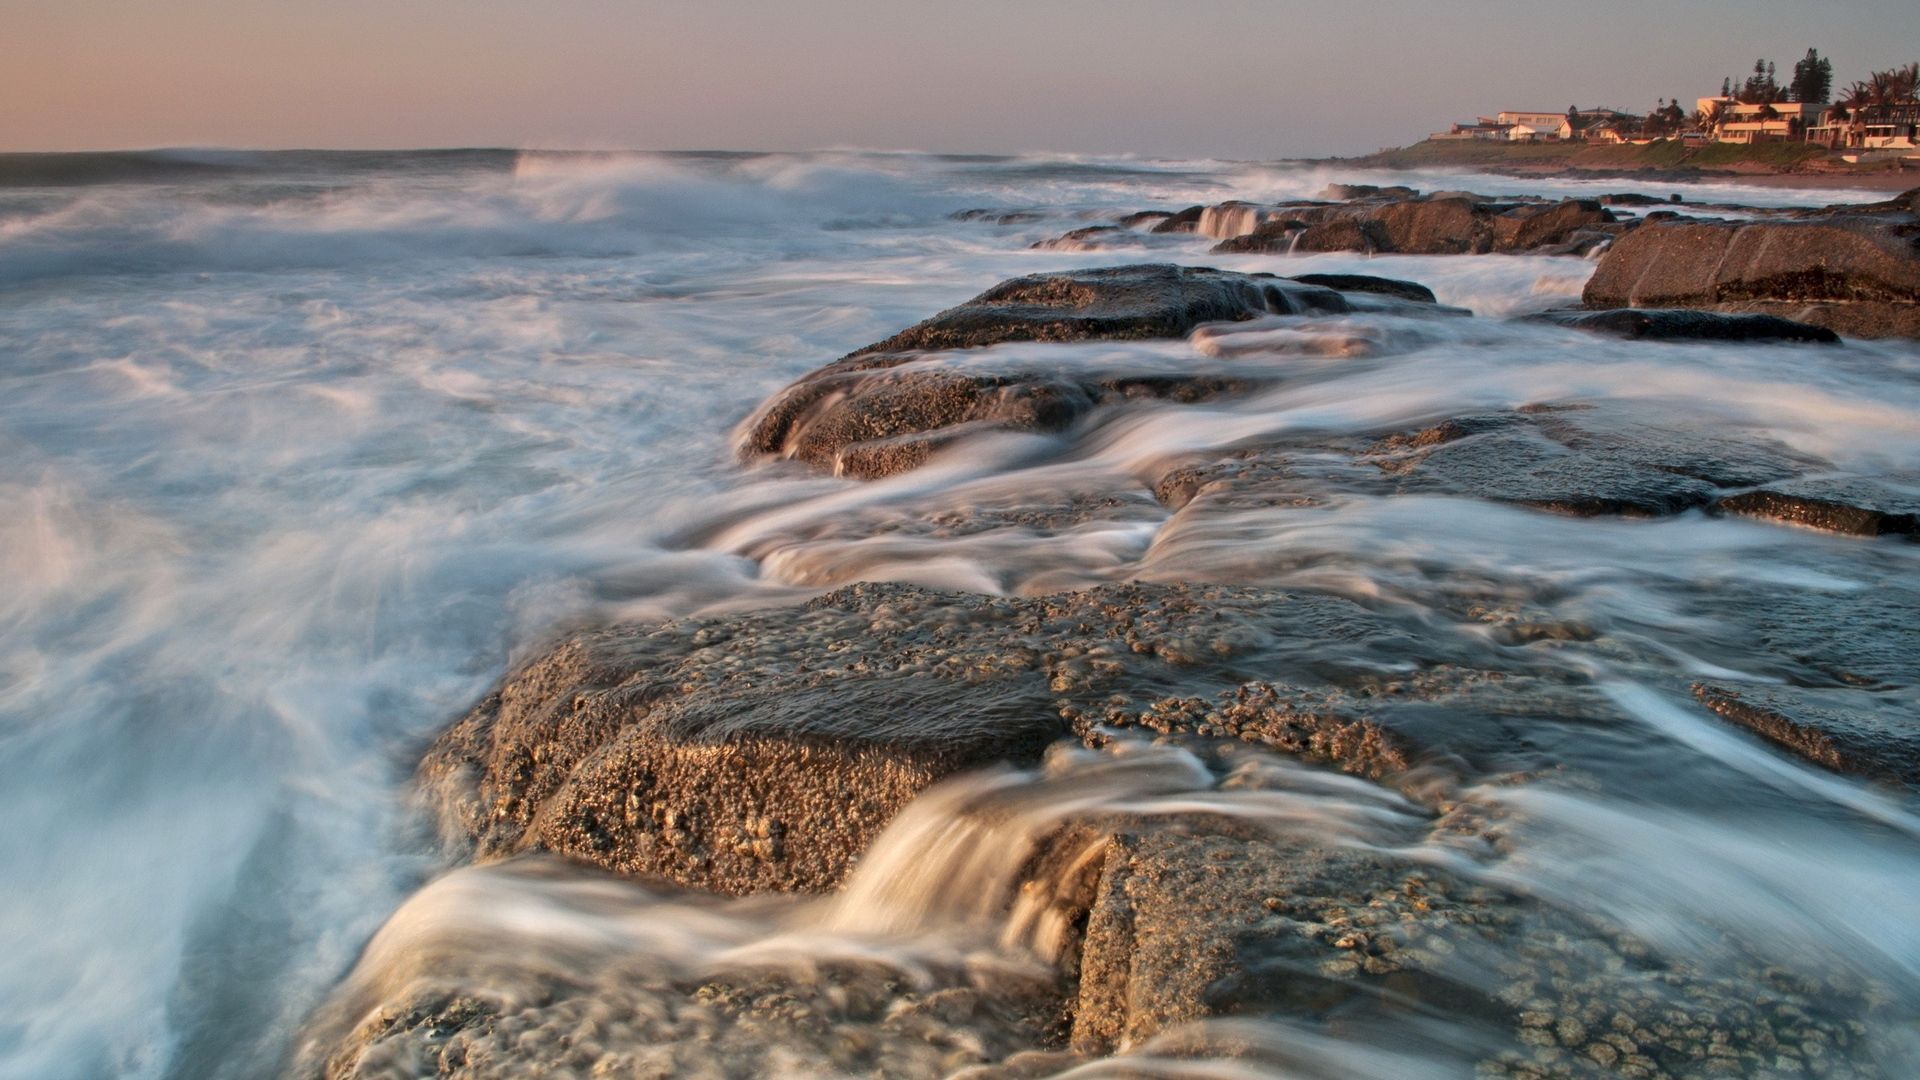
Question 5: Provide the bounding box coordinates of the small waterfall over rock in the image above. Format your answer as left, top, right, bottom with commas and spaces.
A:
1197, 202, 1271, 240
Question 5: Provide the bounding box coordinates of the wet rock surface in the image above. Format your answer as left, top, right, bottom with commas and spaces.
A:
420, 580, 1475, 896
1288, 272, 1438, 304
1528, 307, 1841, 344
1059, 820, 1894, 1079
1714, 476, 1920, 538
293, 859, 1068, 1080
1363, 407, 1818, 518
1581, 216, 1920, 338
299, 180, 1920, 1080
738, 264, 1382, 479
1142, 402, 1840, 530
1693, 683, 1920, 788
1182, 196, 1615, 257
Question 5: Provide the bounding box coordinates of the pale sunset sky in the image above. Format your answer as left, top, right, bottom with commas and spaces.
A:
1, 0, 1913, 156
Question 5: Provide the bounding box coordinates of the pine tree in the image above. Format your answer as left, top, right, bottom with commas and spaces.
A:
1790, 49, 1833, 103
1740, 59, 1781, 104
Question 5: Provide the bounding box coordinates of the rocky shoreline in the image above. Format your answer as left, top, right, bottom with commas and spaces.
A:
295, 182, 1920, 1080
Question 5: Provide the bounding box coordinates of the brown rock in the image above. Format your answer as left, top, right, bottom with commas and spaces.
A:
1693, 683, 1920, 787
738, 265, 1350, 478
1581, 218, 1920, 338
421, 581, 1446, 896
1714, 477, 1919, 538
1489, 199, 1615, 252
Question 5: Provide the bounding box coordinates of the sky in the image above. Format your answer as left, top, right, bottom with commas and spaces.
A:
1, 0, 1915, 157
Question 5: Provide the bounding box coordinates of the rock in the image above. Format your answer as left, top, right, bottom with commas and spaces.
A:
1581, 218, 1920, 338
739, 265, 1352, 478
1030, 224, 1125, 252
293, 862, 1060, 1080
1528, 308, 1841, 344
1149, 443, 1332, 512
1058, 782, 1886, 1071
1196, 201, 1278, 239
1148, 205, 1205, 234
420, 581, 1450, 896
1845, 184, 1920, 216
1487, 199, 1615, 253
1364, 406, 1819, 518
1317, 183, 1418, 201
1068, 830, 1481, 1053
1117, 209, 1175, 229
1144, 403, 1830, 527
952, 208, 1047, 225
1367, 197, 1496, 255
1713, 477, 1920, 538
1700, 580, 1920, 691
1207, 198, 1612, 257
1263, 216, 1389, 255
1289, 273, 1438, 304
1693, 683, 1920, 787
1598, 193, 1667, 206
1706, 299, 1920, 340
849, 265, 1333, 357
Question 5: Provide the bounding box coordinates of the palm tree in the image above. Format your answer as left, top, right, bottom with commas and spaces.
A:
1890, 62, 1920, 104
1695, 100, 1727, 137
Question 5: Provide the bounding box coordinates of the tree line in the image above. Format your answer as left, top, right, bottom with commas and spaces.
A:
1713, 49, 1918, 112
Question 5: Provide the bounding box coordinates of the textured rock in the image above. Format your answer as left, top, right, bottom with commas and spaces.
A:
1144, 403, 1833, 527
1368, 197, 1497, 254
848, 264, 1334, 357
1694, 683, 1920, 786
1317, 182, 1419, 201
1488, 199, 1614, 253
738, 265, 1353, 478
1206, 198, 1613, 257
1148, 206, 1205, 234
1714, 477, 1920, 538
1060, 790, 1889, 1074
1528, 308, 1841, 344
1702, 580, 1920, 691
1068, 830, 1479, 1054
421, 581, 1451, 896
952, 208, 1048, 225
1364, 407, 1819, 518
1581, 217, 1920, 338
1030, 224, 1125, 252
293, 862, 1063, 1080
1708, 299, 1920, 340
1289, 273, 1438, 304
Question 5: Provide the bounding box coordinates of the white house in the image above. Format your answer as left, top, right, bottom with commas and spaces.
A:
1495, 110, 1569, 129
1507, 119, 1573, 142
1695, 97, 1824, 143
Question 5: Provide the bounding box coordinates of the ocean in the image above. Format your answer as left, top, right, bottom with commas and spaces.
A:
2, 149, 1917, 1078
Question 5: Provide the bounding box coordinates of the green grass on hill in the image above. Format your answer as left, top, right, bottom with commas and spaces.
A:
1351, 138, 1831, 173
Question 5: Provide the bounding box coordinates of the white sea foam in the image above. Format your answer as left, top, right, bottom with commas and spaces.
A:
0, 149, 1914, 1080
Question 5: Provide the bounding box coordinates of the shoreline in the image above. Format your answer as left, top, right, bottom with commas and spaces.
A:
1319, 139, 1918, 194
1493, 163, 1919, 193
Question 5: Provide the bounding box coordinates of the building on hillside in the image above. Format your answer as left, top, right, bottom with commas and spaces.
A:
1695, 97, 1824, 143
1426, 108, 1648, 145
1428, 121, 1516, 141
1859, 103, 1920, 149
1506, 120, 1573, 142
1494, 110, 1569, 129
1584, 121, 1629, 144
1805, 103, 1918, 150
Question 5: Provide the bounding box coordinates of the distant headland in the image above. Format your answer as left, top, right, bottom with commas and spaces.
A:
1333, 52, 1918, 189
